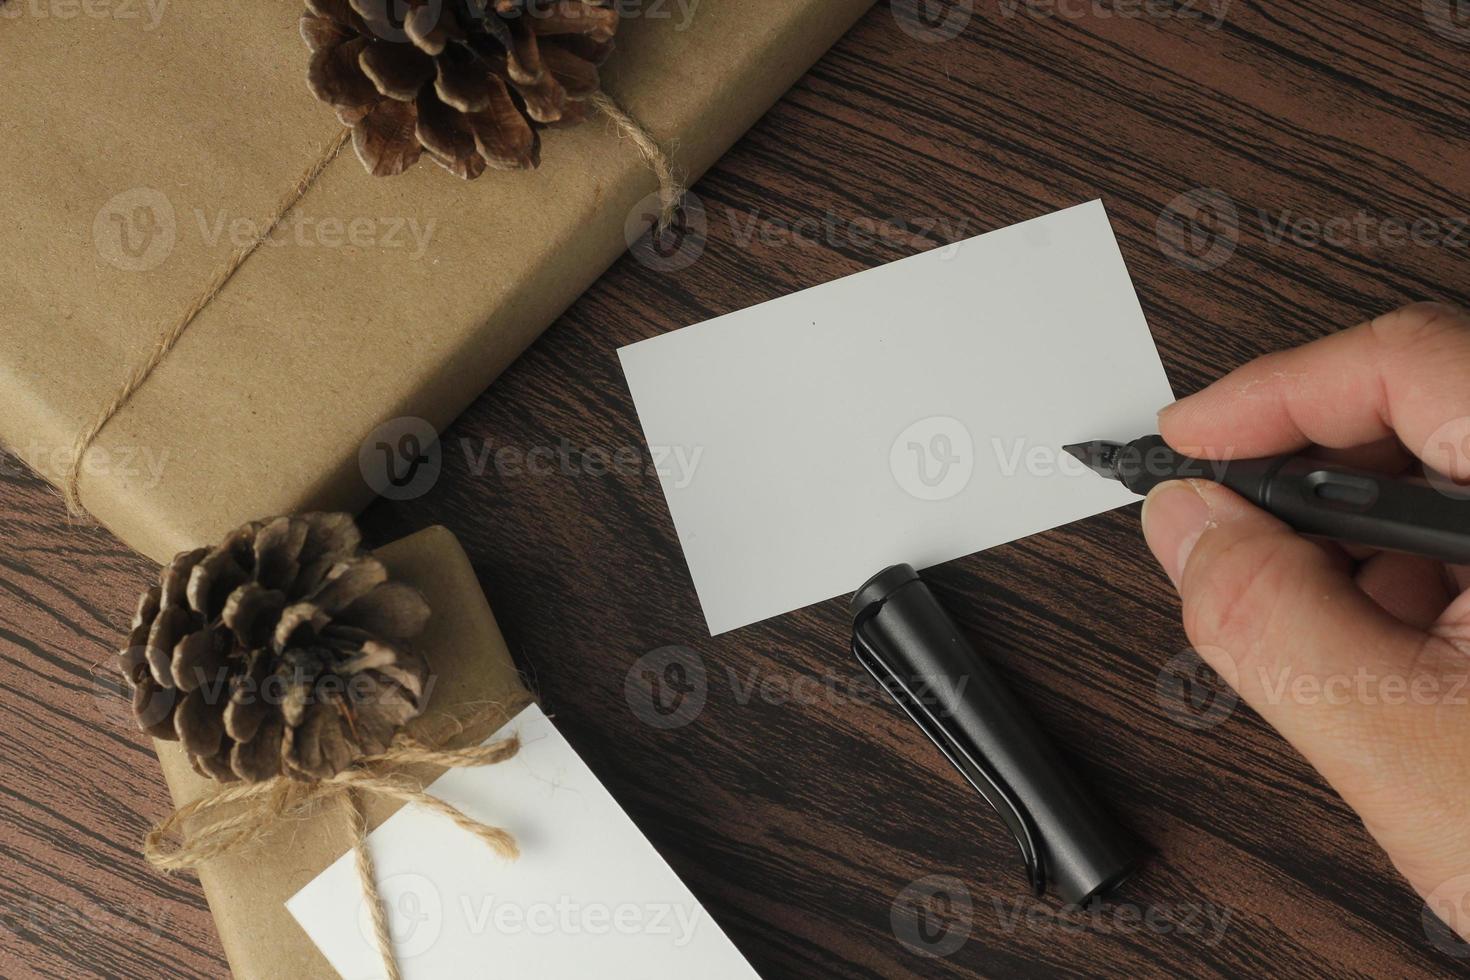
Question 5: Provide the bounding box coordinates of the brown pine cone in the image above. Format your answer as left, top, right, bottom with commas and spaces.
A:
302, 0, 618, 179
118, 514, 432, 784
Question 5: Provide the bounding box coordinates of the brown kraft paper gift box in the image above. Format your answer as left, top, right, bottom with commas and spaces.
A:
155, 524, 533, 980
0, 0, 875, 564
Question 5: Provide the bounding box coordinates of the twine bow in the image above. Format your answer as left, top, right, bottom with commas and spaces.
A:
145, 710, 528, 980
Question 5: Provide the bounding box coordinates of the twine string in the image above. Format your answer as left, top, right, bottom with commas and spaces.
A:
349, 788, 402, 980
590, 91, 685, 231
63, 129, 352, 517
145, 728, 525, 980
63, 94, 682, 519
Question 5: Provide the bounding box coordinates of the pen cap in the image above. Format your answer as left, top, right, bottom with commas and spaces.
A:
851, 564, 1143, 905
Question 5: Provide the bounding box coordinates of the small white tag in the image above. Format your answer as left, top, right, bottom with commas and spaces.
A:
286, 704, 758, 979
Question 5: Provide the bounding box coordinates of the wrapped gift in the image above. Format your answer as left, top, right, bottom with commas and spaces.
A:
149, 524, 754, 978
152, 524, 529, 977
0, 1, 874, 563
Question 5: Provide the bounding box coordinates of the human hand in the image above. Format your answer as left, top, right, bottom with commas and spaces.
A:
1143, 302, 1470, 942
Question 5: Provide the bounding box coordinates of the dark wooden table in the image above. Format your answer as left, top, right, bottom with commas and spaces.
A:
3, 2, 1469, 977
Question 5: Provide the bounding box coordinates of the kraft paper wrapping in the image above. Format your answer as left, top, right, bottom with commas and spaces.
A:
0, 1, 875, 564
154, 525, 532, 979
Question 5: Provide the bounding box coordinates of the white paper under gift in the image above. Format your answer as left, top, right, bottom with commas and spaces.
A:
287, 704, 758, 979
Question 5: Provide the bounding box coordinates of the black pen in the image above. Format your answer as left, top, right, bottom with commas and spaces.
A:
1064, 434, 1470, 565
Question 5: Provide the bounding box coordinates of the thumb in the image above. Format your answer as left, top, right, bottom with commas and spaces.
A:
1140, 479, 1444, 793
1142, 479, 1470, 919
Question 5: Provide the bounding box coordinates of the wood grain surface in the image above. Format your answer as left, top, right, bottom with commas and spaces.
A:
3, 1, 1470, 977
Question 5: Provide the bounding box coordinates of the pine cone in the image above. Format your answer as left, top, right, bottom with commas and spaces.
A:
302, 0, 618, 179
118, 514, 432, 784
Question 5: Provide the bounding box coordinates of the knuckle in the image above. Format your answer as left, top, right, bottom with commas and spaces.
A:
1410, 632, 1470, 682
1368, 302, 1469, 351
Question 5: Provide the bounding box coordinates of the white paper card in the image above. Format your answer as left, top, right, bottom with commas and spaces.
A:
619, 200, 1175, 634
287, 704, 758, 980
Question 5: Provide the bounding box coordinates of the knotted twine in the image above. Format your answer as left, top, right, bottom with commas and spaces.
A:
145, 704, 532, 980
63, 96, 684, 519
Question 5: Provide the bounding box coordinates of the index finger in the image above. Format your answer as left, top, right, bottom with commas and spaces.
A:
1159, 303, 1470, 482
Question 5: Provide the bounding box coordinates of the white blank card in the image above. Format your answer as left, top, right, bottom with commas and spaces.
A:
287, 705, 758, 979
618, 200, 1175, 634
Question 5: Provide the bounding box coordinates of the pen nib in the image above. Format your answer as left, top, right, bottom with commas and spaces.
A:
1063, 441, 1125, 479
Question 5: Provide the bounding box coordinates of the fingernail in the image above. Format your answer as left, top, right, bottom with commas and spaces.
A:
1142, 481, 1214, 590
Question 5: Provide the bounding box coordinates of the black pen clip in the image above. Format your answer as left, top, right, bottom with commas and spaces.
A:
852, 627, 1047, 897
